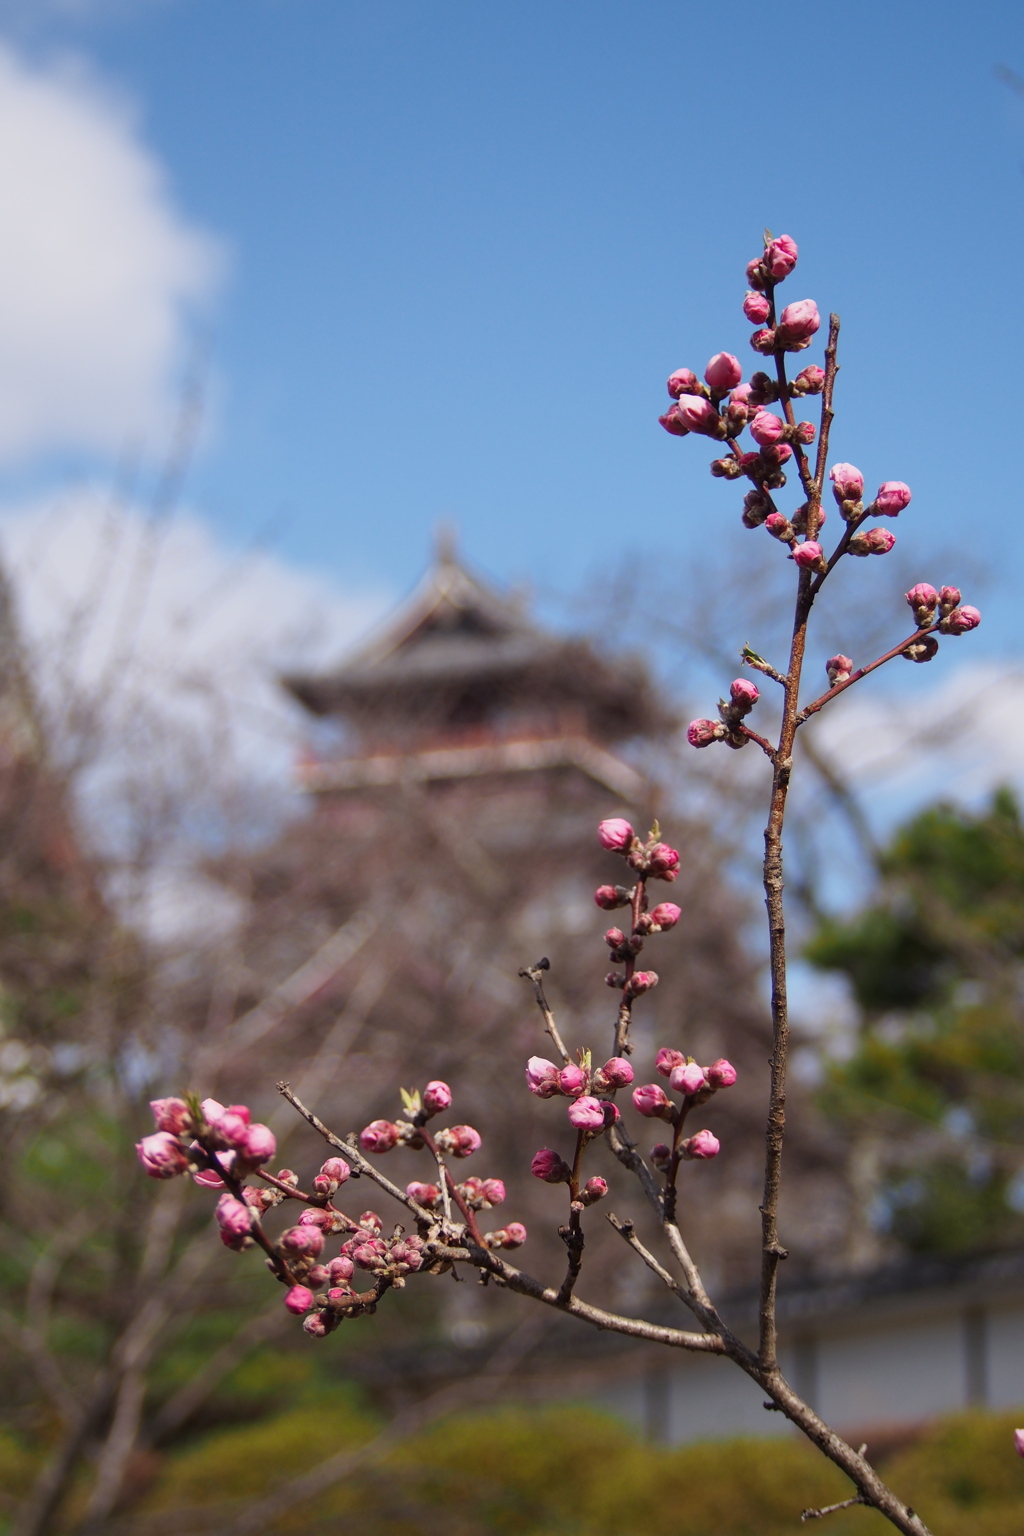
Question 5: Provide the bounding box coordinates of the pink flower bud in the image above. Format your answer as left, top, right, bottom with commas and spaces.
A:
667, 368, 699, 399
730, 678, 759, 709
681, 1129, 721, 1160
749, 410, 785, 446
597, 817, 634, 851
765, 513, 794, 542
593, 1056, 634, 1090
743, 290, 771, 323
209, 1109, 251, 1150
582, 1176, 608, 1203
792, 540, 824, 570
284, 1284, 314, 1315
943, 605, 981, 634
359, 1119, 400, 1154
352, 1237, 388, 1268
604, 926, 626, 948
686, 718, 723, 748
650, 1143, 672, 1171
136, 1132, 190, 1179
423, 1080, 452, 1115
482, 1178, 506, 1205
567, 1095, 607, 1130
1014, 1428, 1024, 1458
750, 327, 777, 354
655, 1048, 685, 1078
708, 1058, 738, 1088
675, 394, 723, 437
328, 1255, 355, 1282
829, 463, 863, 502
489, 1222, 527, 1249
849, 527, 896, 557
303, 1312, 329, 1337
648, 902, 681, 931
658, 405, 689, 437
150, 1097, 191, 1135
626, 970, 658, 997
237, 1123, 276, 1168
558, 1063, 588, 1097
215, 1193, 253, 1238
746, 257, 766, 290
902, 636, 940, 664
873, 481, 912, 516
439, 1124, 482, 1158
777, 299, 820, 347
669, 1061, 707, 1096
826, 654, 853, 686
594, 883, 628, 909
526, 1056, 562, 1098
792, 364, 825, 394
299, 1208, 338, 1231
632, 1083, 674, 1119
601, 1100, 621, 1126
358, 1211, 383, 1233
704, 352, 743, 391
766, 234, 798, 279
531, 1147, 571, 1183
939, 586, 961, 614
792, 421, 815, 444
281, 1223, 325, 1257
200, 1097, 225, 1123
307, 1264, 330, 1285
648, 843, 679, 878
406, 1180, 440, 1207
905, 583, 939, 616
320, 1157, 350, 1189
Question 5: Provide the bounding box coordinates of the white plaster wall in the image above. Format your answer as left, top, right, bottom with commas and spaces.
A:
816, 1316, 960, 1428
986, 1305, 1024, 1410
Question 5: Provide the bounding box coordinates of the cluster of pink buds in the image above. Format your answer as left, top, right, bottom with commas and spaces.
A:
659, 239, 820, 522
136, 1096, 277, 1185
139, 1076, 527, 1341
526, 1051, 632, 1133
593, 818, 682, 998
634, 1051, 737, 1167
687, 677, 760, 753
357, 1077, 466, 1155
902, 583, 980, 664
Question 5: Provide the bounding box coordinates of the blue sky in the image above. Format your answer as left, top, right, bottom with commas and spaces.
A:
1, 0, 1021, 653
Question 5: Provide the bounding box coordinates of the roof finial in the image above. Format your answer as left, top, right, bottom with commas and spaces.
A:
433, 520, 458, 568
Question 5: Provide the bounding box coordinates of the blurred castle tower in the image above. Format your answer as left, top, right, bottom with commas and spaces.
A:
234, 538, 830, 1295
282, 532, 668, 830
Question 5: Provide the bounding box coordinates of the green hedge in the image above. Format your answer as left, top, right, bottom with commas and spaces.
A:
136, 1400, 1024, 1536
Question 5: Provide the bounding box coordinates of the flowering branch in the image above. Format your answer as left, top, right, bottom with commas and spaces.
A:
130, 232, 989, 1536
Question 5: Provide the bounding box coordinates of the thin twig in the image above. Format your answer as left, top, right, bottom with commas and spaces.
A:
517, 959, 571, 1062
802, 1496, 870, 1521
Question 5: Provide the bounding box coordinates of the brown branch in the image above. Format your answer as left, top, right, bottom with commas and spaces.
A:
796, 624, 935, 725
738, 724, 777, 761
427, 1240, 728, 1352
755, 326, 844, 1371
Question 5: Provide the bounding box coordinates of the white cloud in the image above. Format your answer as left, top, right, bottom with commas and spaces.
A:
809, 662, 1024, 819
0, 41, 220, 460
0, 492, 393, 862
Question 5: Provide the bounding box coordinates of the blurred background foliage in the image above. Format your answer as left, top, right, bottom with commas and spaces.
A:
809, 787, 1024, 1257
6, 1397, 1024, 1536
